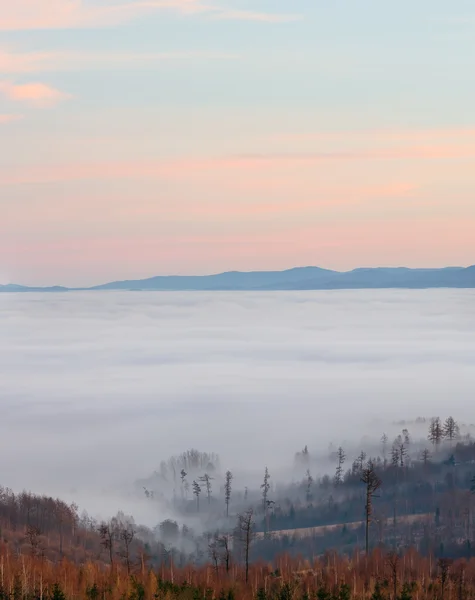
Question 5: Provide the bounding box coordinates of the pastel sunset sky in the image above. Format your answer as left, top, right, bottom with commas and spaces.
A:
1, 0, 475, 286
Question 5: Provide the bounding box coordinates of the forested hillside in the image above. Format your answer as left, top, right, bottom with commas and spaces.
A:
3, 416, 475, 598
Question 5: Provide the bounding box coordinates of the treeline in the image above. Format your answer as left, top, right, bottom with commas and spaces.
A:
2, 544, 475, 600
132, 418, 475, 563
3, 415, 475, 583
255, 416, 475, 553
0, 487, 189, 570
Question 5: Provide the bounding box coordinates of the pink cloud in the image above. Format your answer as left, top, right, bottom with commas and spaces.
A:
0, 48, 238, 75
0, 146, 474, 186
0, 50, 57, 74
82, 185, 415, 221
0, 0, 299, 30
268, 128, 475, 142
180, 184, 417, 217
0, 114, 23, 124
0, 81, 71, 107
237, 144, 475, 162
212, 9, 301, 23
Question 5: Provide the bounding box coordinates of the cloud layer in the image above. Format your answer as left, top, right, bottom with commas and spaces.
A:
0, 49, 239, 74
0, 0, 299, 30
1, 289, 474, 517
0, 114, 23, 124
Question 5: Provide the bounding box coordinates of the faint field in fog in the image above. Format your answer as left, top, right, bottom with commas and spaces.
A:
257, 513, 433, 540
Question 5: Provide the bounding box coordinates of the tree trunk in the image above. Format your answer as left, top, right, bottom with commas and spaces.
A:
245, 528, 250, 583
365, 489, 370, 555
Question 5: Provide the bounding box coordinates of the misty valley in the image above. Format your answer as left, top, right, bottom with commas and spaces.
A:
1, 290, 475, 599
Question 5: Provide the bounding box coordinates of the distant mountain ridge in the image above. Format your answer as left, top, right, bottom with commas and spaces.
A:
0, 283, 68, 293
2, 265, 475, 292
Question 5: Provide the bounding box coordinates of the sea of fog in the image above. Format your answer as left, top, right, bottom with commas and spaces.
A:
1, 289, 475, 522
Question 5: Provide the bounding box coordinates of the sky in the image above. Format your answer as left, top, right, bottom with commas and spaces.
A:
1, 0, 475, 286
1, 289, 475, 520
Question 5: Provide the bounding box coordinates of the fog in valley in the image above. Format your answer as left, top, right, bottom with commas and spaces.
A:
1, 289, 475, 530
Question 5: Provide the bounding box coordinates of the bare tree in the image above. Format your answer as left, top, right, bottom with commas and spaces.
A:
305, 469, 313, 504
238, 508, 254, 584
381, 433, 388, 465
118, 520, 135, 575
192, 480, 201, 512
386, 552, 399, 600
394, 435, 407, 468
456, 562, 466, 600
361, 461, 382, 555
218, 535, 232, 573
208, 538, 219, 577
53, 500, 71, 559
438, 558, 453, 599
357, 451, 367, 471
428, 417, 443, 450
224, 470, 233, 517
261, 467, 270, 509
334, 447, 346, 486
26, 524, 41, 556
199, 473, 214, 505
180, 469, 187, 499
295, 445, 310, 466
444, 416, 460, 445
391, 444, 399, 468
421, 448, 431, 467
99, 519, 119, 567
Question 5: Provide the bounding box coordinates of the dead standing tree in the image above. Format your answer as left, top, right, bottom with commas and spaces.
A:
357, 451, 367, 471
53, 500, 72, 559
381, 433, 388, 466
428, 417, 444, 452
386, 552, 399, 600
192, 480, 201, 512
118, 521, 135, 575
218, 534, 232, 573
305, 469, 313, 504
261, 467, 270, 509
334, 447, 346, 486
180, 469, 187, 500
238, 508, 254, 584
261, 467, 271, 533
224, 470, 233, 517
361, 461, 382, 555
421, 447, 431, 467
99, 518, 119, 567
444, 416, 460, 446
199, 473, 214, 505
26, 524, 41, 557
391, 444, 400, 468
208, 537, 219, 577
394, 435, 407, 468
438, 558, 453, 599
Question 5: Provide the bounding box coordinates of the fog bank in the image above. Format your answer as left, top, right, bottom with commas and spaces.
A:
1, 289, 474, 520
